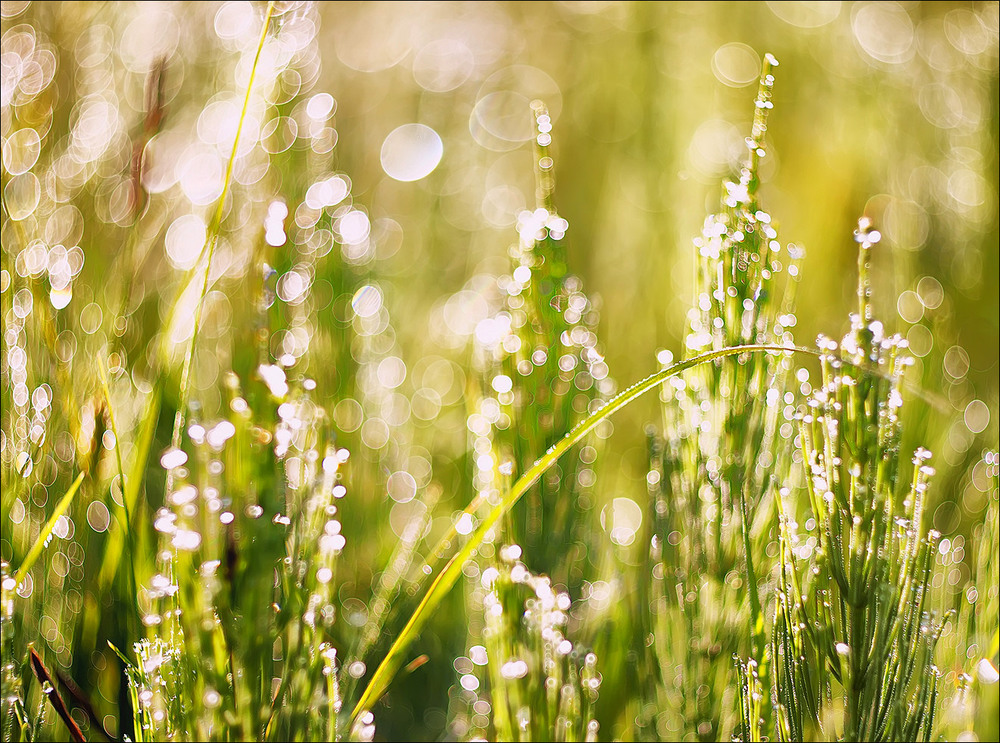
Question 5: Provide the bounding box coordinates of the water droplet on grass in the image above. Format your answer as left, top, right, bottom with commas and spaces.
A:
160, 448, 188, 470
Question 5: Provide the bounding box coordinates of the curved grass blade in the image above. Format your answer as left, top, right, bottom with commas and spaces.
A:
13, 471, 86, 589
351, 343, 816, 723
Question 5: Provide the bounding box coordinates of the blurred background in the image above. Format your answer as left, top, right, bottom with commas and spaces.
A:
248, 0, 999, 479
2, 1, 997, 740
329, 0, 1000, 474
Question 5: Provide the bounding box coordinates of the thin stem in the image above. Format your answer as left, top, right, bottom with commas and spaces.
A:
167, 0, 276, 461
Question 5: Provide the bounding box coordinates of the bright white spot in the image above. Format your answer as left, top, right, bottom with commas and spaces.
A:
336, 209, 370, 245
142, 652, 164, 674
481, 567, 499, 589
160, 447, 188, 470
258, 364, 289, 398
50, 287, 72, 310
455, 512, 475, 535
491, 374, 513, 394
601, 497, 643, 547
171, 485, 197, 506
460, 673, 480, 691
207, 420, 237, 448
500, 544, 522, 561
978, 658, 1000, 684
306, 93, 335, 121
469, 645, 488, 665
500, 659, 528, 679
475, 316, 511, 347
172, 529, 202, 551
380, 124, 443, 182
351, 284, 382, 318
203, 689, 221, 708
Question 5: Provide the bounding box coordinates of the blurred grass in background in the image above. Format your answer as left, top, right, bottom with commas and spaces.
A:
1, 1, 997, 741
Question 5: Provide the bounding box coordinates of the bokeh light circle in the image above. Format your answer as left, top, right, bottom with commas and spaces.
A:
380, 124, 443, 182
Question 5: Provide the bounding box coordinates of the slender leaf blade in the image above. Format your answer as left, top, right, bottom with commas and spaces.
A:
14, 471, 86, 589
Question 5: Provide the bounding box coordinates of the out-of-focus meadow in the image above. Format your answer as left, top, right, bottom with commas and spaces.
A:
1, 2, 998, 741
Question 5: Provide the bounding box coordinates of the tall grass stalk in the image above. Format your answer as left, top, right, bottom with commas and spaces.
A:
645, 53, 796, 741
165, 0, 275, 476
449, 102, 611, 740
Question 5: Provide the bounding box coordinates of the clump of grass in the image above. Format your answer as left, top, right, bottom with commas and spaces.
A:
451, 101, 609, 741
645, 53, 796, 741
128, 367, 346, 742
455, 547, 600, 742
466, 101, 615, 588
737, 221, 947, 742
112, 4, 444, 740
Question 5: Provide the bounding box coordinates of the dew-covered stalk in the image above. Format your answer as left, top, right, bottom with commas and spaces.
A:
460, 549, 600, 742
466, 101, 615, 587
752, 220, 946, 743
451, 101, 611, 741
1, 563, 27, 743
648, 53, 796, 741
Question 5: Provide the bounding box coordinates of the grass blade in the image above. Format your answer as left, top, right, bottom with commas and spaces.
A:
94, 359, 141, 637
351, 343, 817, 723
97, 379, 162, 593
28, 646, 86, 743
13, 471, 86, 589
166, 0, 276, 457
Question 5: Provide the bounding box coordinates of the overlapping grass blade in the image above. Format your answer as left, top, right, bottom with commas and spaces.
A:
166, 0, 276, 455
351, 343, 819, 723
